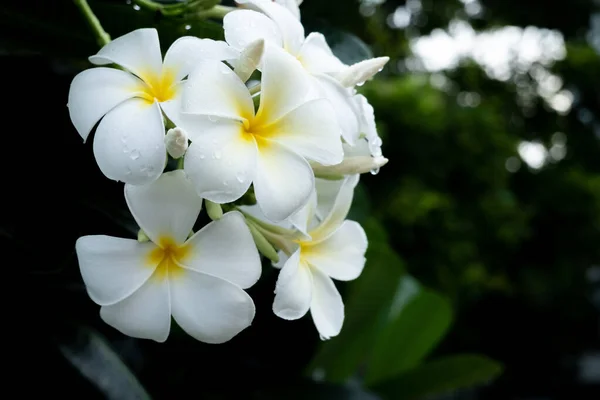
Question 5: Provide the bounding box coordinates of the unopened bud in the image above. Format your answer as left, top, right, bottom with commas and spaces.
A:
234, 39, 265, 83
246, 220, 280, 263
312, 156, 389, 178
137, 229, 150, 242
165, 127, 189, 159
337, 57, 390, 88
205, 200, 223, 220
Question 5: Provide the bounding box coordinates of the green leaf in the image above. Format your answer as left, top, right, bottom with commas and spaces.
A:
309, 219, 405, 383
371, 354, 504, 400
59, 326, 151, 400
364, 288, 453, 385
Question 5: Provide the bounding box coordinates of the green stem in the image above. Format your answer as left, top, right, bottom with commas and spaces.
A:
249, 83, 261, 96
196, 5, 235, 19
73, 0, 110, 47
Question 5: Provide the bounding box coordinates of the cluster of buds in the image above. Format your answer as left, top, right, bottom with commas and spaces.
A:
68, 0, 389, 343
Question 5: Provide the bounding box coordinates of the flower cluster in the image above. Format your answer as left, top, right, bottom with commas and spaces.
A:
69, 0, 388, 343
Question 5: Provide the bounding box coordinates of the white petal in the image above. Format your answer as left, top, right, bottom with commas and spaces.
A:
93, 98, 166, 185
273, 0, 301, 19
315, 178, 345, 221
297, 32, 346, 75
160, 82, 184, 127
182, 60, 253, 121
170, 270, 255, 344
67, 68, 143, 141
183, 212, 261, 289
310, 267, 344, 340
354, 94, 379, 144
312, 74, 361, 145
288, 189, 317, 236
241, 0, 305, 55
254, 141, 314, 222
100, 271, 171, 342
255, 45, 315, 124
265, 99, 343, 165
163, 37, 240, 82
224, 10, 283, 51
125, 170, 202, 245
89, 28, 163, 81
342, 139, 370, 158
273, 249, 312, 320
76, 236, 158, 306
184, 122, 257, 203
310, 174, 359, 241
303, 221, 367, 281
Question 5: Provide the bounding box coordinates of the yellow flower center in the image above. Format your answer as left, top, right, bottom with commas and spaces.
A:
137, 68, 178, 104
146, 236, 190, 280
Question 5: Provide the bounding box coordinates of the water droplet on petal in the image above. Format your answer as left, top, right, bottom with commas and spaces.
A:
208, 115, 217, 123
236, 172, 245, 183
130, 149, 141, 160
199, 154, 205, 159
370, 167, 380, 175
213, 150, 222, 160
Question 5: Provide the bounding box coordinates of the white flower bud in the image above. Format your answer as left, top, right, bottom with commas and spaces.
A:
337, 57, 390, 88
311, 156, 389, 178
165, 127, 189, 159
234, 39, 265, 83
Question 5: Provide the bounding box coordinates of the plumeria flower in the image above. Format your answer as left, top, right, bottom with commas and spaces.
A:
68, 28, 238, 185
179, 44, 343, 223
272, 175, 368, 340
75, 170, 261, 343
224, 0, 388, 145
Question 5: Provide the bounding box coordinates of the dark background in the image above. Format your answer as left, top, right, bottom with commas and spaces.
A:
3, 0, 600, 399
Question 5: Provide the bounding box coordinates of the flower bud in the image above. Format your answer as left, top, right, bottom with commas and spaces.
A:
337, 57, 390, 88
165, 127, 189, 159
205, 200, 223, 221
245, 220, 280, 263
312, 156, 389, 178
234, 39, 265, 83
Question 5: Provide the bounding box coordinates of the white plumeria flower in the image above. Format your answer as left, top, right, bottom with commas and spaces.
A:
272, 175, 368, 340
68, 28, 238, 185
179, 44, 343, 223
75, 170, 261, 343
224, 0, 388, 145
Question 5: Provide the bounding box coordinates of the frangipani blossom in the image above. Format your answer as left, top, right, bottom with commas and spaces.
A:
75, 170, 261, 343
272, 175, 368, 340
68, 28, 238, 185
180, 44, 343, 223
224, 0, 388, 145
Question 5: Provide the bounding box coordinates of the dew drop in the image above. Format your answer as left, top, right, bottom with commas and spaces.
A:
236, 173, 245, 183
223, 180, 229, 186
370, 167, 380, 175
130, 149, 141, 160
208, 115, 217, 123
213, 150, 222, 160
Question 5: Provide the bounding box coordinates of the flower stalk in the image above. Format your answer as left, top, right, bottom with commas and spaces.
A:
73, 0, 111, 47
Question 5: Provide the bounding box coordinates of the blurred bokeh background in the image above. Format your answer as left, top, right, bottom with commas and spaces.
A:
3, 0, 600, 398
